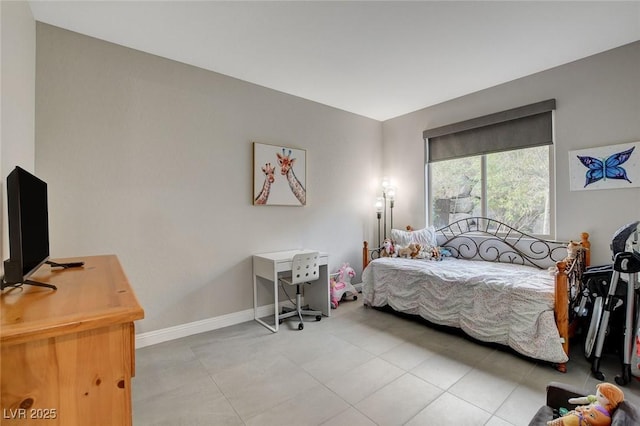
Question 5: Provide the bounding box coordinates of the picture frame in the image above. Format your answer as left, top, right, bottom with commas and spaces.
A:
253, 142, 307, 206
569, 141, 640, 191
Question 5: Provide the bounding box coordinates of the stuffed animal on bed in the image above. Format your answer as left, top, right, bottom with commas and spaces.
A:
563, 240, 586, 263
427, 246, 452, 261
398, 243, 421, 258
549, 240, 587, 275
429, 246, 442, 261
380, 238, 396, 257
546, 382, 624, 426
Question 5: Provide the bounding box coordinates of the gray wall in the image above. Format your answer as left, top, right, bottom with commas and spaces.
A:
12, 18, 640, 336
383, 41, 640, 266
35, 23, 381, 334
1, 1, 36, 260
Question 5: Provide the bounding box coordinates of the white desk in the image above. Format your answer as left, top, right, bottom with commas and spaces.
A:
253, 250, 330, 332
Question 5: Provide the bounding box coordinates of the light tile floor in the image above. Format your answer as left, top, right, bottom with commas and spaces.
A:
133, 298, 640, 425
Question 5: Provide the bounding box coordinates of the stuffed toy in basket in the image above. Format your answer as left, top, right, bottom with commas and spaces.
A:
547, 383, 624, 426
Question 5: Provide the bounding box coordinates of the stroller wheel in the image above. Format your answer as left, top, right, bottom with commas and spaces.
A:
615, 365, 632, 386
584, 297, 603, 360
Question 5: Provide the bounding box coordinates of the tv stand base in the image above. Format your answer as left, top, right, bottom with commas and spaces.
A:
1, 279, 57, 291
23, 279, 57, 290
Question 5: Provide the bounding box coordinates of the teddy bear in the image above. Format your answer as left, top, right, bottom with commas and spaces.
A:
426, 246, 452, 261
398, 243, 421, 258
429, 246, 441, 261
546, 382, 624, 426
380, 238, 396, 257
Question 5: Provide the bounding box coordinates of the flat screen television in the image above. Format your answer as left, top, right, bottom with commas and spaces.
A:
2, 166, 54, 290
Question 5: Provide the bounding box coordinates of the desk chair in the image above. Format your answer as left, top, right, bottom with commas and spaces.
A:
278, 251, 322, 330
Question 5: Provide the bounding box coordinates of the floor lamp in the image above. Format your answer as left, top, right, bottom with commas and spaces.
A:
379, 177, 396, 244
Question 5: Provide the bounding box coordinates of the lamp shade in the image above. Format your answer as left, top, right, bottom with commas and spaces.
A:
375, 197, 384, 212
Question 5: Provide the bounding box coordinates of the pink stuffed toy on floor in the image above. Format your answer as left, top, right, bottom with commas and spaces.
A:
330, 263, 358, 308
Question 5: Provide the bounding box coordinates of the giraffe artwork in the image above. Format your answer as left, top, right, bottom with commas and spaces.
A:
253, 162, 275, 205
277, 148, 306, 205
253, 142, 306, 206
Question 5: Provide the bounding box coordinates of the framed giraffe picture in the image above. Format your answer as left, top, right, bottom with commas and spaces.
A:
253, 142, 306, 206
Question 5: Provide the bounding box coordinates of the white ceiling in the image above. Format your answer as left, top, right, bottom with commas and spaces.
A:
28, 1, 640, 121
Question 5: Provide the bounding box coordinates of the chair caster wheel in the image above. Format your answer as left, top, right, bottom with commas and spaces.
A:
316, 315, 322, 321
298, 323, 304, 330
279, 319, 284, 324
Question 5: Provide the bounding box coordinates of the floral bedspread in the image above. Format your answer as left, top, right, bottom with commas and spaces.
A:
362, 257, 568, 363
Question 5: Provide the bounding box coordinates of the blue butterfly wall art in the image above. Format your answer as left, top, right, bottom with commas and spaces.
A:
577, 146, 635, 187
569, 142, 640, 191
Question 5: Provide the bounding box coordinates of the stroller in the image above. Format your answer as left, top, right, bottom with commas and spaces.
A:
582, 264, 627, 360
584, 221, 640, 384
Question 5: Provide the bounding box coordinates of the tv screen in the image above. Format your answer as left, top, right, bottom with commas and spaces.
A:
4, 166, 50, 284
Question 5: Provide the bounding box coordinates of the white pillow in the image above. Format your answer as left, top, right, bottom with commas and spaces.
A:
391, 226, 437, 248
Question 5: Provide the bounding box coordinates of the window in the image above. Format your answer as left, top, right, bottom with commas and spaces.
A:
429, 145, 552, 235
424, 100, 555, 237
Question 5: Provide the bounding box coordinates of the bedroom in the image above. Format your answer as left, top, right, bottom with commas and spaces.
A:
2, 1, 640, 425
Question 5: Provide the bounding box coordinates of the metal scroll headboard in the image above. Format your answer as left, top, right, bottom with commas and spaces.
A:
437, 217, 568, 269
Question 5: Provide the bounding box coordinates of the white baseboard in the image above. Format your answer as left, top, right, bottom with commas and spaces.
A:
135, 304, 280, 349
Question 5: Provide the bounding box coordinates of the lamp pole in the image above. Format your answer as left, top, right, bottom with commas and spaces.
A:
383, 192, 388, 240
375, 197, 384, 248
387, 187, 396, 234
381, 177, 390, 240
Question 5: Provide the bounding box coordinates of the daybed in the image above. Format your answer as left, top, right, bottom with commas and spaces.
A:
362, 217, 589, 372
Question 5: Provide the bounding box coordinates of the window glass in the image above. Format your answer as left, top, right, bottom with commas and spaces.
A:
430, 156, 481, 228
486, 146, 550, 234
429, 146, 551, 235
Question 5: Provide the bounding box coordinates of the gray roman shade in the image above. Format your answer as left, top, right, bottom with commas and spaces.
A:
424, 99, 556, 163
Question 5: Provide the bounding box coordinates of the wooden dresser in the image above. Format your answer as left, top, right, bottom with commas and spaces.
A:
1, 255, 144, 425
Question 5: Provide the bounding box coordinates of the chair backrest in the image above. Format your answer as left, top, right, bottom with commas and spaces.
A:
289, 251, 320, 285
